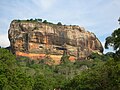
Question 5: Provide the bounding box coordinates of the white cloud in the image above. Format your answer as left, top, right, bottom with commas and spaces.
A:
41, 0, 56, 10
0, 34, 10, 47
32, 0, 56, 10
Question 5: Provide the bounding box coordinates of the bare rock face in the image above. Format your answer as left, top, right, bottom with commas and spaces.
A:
8, 20, 103, 63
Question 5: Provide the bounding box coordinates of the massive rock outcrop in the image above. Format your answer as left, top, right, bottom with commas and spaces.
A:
8, 20, 103, 64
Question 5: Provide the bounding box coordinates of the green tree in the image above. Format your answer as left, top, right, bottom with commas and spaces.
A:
34, 18, 38, 22
43, 20, 47, 23
30, 18, 33, 21
57, 22, 62, 25
33, 74, 55, 90
60, 50, 70, 64
17, 19, 21, 22
0, 48, 33, 90
37, 19, 42, 22
105, 19, 120, 59
62, 58, 120, 90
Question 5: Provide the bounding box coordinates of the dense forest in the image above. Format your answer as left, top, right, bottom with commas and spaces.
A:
0, 23, 120, 90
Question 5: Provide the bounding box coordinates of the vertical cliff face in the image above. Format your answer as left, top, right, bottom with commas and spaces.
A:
8, 20, 103, 63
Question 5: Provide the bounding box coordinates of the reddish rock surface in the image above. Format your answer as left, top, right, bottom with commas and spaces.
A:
8, 20, 103, 64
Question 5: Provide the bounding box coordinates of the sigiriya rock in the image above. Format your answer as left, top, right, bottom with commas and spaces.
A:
8, 19, 103, 64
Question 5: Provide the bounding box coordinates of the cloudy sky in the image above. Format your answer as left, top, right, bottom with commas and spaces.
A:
0, 0, 120, 53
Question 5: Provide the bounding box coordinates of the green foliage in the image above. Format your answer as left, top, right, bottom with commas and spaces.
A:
105, 28, 120, 50
74, 60, 92, 68
57, 22, 62, 25
0, 48, 113, 90
60, 51, 70, 64
30, 18, 33, 21
43, 20, 47, 23
35, 18, 42, 22
33, 74, 55, 90
89, 52, 113, 62
89, 53, 102, 59
62, 58, 120, 90
0, 48, 33, 90
37, 19, 42, 22
17, 19, 21, 22
60, 54, 70, 64
15, 19, 63, 27
16, 18, 43, 23
105, 52, 114, 58
1, 28, 120, 90
105, 28, 120, 59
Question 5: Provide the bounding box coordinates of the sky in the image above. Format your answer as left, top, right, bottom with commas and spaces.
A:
0, 0, 120, 53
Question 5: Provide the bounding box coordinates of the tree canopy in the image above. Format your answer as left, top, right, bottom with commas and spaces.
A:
105, 25, 120, 59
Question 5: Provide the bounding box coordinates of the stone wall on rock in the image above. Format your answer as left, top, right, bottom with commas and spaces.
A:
8, 20, 103, 62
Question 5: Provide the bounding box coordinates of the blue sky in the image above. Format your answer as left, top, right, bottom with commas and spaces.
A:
0, 0, 120, 53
